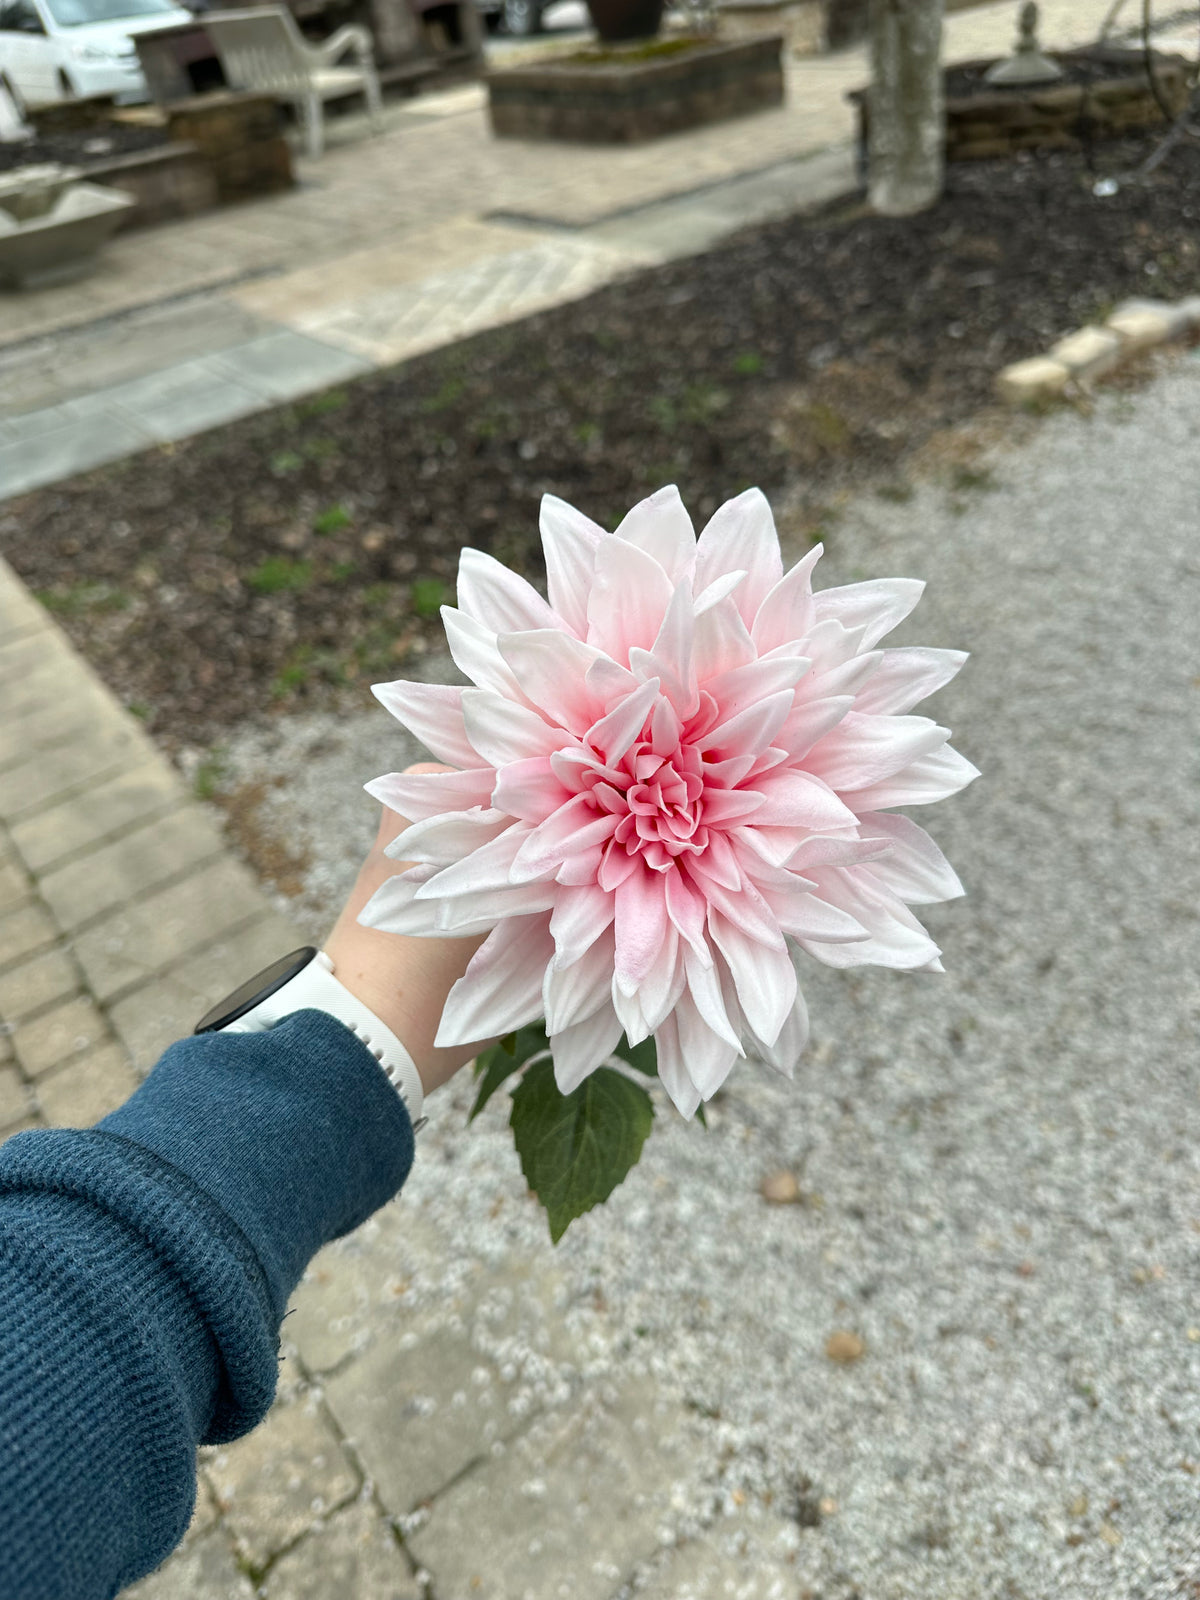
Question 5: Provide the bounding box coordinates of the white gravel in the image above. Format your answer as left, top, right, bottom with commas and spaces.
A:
216, 356, 1200, 1599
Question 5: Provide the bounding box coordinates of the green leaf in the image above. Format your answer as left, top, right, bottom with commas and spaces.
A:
613, 1033, 657, 1077
510, 1060, 654, 1244
469, 1024, 549, 1121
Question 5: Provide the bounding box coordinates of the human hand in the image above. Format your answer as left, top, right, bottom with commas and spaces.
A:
325, 765, 490, 1096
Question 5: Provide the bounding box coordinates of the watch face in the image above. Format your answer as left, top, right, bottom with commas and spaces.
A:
194, 947, 317, 1034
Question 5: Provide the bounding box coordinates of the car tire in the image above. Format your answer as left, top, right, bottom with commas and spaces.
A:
58, 69, 77, 100
503, 0, 542, 34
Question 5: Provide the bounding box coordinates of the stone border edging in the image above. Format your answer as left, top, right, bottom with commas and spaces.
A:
996, 295, 1200, 403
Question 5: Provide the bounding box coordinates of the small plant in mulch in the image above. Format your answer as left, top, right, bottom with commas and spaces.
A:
3, 128, 1199, 749
312, 504, 353, 537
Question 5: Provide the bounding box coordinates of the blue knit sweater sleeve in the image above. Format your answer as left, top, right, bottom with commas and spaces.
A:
0, 1010, 415, 1600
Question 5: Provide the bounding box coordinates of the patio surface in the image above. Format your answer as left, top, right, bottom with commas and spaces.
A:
0, 0, 1154, 501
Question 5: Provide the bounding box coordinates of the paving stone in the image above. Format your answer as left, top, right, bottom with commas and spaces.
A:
206, 1388, 359, 1571
12, 992, 110, 1077
99, 360, 268, 446
0, 682, 118, 775
122, 1529, 256, 1600
0, 627, 57, 686
1048, 325, 1123, 381
0, 900, 59, 969
0, 651, 90, 723
71, 856, 273, 1002
260, 1499, 419, 1600
11, 760, 187, 874
323, 1249, 577, 1516
39, 805, 226, 931
324, 1311, 514, 1514
284, 1202, 452, 1374
994, 356, 1071, 404
0, 411, 154, 503
209, 331, 372, 403
294, 238, 633, 368
0, 857, 31, 915
36, 1040, 139, 1126
107, 911, 301, 1070
0, 610, 49, 650
408, 1380, 687, 1600
0, 1063, 32, 1130
0, 944, 80, 1021
0, 397, 108, 443
0, 718, 155, 822
0, 557, 52, 635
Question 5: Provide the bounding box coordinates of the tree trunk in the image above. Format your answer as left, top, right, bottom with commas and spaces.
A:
867, 0, 945, 216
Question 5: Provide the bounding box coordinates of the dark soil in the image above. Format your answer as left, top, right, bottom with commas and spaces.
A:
0, 123, 168, 175
4, 129, 1198, 752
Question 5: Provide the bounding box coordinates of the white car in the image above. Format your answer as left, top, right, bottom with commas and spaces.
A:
0, 0, 192, 108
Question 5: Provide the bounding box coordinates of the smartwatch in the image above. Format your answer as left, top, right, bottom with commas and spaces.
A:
195, 946, 426, 1129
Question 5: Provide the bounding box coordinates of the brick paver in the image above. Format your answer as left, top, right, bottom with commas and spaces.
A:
0, 548, 699, 1600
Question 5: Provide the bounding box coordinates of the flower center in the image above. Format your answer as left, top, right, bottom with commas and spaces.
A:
581, 739, 710, 873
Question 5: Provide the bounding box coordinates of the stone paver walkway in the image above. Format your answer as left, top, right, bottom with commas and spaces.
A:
0, 552, 706, 1600
0, 0, 1137, 503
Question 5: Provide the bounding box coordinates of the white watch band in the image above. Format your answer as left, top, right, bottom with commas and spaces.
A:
220, 950, 426, 1129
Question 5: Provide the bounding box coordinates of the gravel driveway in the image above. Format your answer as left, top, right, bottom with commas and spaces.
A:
214, 354, 1200, 1599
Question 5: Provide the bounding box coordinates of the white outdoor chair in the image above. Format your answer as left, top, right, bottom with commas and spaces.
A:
202, 7, 383, 161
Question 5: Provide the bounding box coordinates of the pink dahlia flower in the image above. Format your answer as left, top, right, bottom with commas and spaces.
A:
363, 487, 977, 1118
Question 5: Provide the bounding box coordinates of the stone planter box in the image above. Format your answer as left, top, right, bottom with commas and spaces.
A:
162, 92, 293, 203
850, 47, 1190, 163
487, 34, 784, 144
944, 50, 1189, 161
82, 143, 218, 231
716, 0, 822, 57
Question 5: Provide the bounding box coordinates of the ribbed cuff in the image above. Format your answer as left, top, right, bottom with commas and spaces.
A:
100, 1010, 416, 1316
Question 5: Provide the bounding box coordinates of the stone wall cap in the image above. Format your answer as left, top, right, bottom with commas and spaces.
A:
487, 33, 783, 88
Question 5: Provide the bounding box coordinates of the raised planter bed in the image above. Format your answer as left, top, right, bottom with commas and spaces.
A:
716, 0, 823, 58
487, 33, 784, 144
0, 112, 214, 230
10, 89, 289, 220
850, 46, 1191, 163
163, 92, 293, 203
85, 143, 218, 231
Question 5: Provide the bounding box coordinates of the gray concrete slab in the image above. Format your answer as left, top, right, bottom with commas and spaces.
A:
0, 411, 153, 500
102, 360, 268, 445
590, 146, 858, 260
1, 399, 111, 444
208, 330, 373, 403
0, 294, 278, 419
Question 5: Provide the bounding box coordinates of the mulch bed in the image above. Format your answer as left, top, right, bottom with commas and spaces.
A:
0, 124, 168, 175
3, 128, 1198, 752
